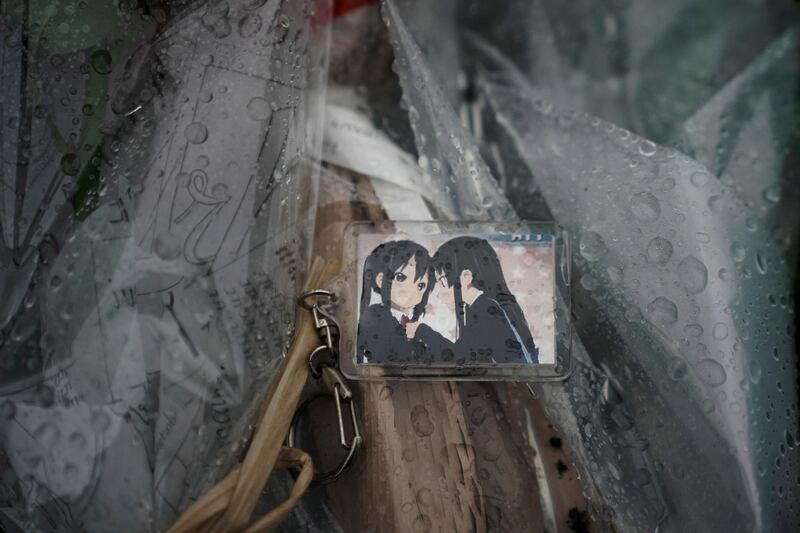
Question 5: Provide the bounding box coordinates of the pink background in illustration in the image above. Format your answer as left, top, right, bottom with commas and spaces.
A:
357, 233, 556, 364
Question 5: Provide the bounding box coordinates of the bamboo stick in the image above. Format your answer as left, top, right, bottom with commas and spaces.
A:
168, 257, 339, 533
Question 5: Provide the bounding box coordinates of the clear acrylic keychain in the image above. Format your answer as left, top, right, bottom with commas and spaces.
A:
319, 221, 573, 381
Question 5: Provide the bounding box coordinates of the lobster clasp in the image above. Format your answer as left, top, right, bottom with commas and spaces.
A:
287, 366, 362, 483
298, 289, 340, 354
292, 289, 362, 484
319, 366, 361, 453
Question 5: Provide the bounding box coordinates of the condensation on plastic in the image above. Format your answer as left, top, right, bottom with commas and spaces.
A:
0, 1, 335, 531
2, 1, 798, 532
382, 3, 666, 531
383, 0, 799, 532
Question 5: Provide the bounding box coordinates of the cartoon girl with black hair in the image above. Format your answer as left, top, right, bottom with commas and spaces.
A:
407, 236, 538, 364
357, 240, 434, 363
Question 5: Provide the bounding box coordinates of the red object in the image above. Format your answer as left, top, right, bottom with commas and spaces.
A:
399, 314, 411, 328
333, 0, 378, 18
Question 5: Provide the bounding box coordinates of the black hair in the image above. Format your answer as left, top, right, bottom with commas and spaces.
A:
360, 240, 433, 321
432, 236, 536, 353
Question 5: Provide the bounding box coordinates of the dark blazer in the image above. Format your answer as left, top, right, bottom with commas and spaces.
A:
415, 293, 538, 364
357, 304, 428, 363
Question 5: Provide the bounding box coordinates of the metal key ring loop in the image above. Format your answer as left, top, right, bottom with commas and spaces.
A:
287, 388, 363, 484
297, 289, 337, 310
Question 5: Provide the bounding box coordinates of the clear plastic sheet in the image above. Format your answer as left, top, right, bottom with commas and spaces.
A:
1, 0, 330, 530
2, 0, 798, 531
382, 0, 799, 530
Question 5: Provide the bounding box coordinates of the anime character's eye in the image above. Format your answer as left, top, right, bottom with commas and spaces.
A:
417, 282, 426, 291
394, 272, 407, 282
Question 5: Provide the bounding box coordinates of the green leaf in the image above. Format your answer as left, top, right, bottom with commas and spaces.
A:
71, 141, 103, 220
69, 47, 111, 221
77, 54, 109, 151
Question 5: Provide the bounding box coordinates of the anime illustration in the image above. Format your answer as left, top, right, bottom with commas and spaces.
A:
357, 240, 434, 363
357, 235, 544, 365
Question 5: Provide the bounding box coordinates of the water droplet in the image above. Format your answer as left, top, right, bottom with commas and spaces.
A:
416, 488, 434, 507
402, 448, 416, 462
712, 323, 728, 340
695, 232, 711, 244
755, 252, 767, 275
646, 237, 673, 264
279, 14, 290, 28
243, 0, 267, 9
411, 405, 434, 437
696, 359, 727, 387
684, 323, 703, 337
646, 297, 677, 327
762, 185, 781, 203
718, 268, 734, 282
580, 274, 599, 291
246, 97, 270, 120
708, 195, 725, 213
630, 192, 661, 223
690, 171, 711, 187
60, 153, 81, 176
661, 178, 676, 191
606, 265, 624, 284
677, 256, 708, 294
412, 514, 432, 533
578, 231, 606, 262
202, 3, 233, 38
730, 242, 745, 262
667, 358, 687, 381
184, 122, 208, 144
379, 386, 393, 400
90, 49, 112, 74
638, 140, 656, 157
748, 360, 761, 384
238, 12, 262, 37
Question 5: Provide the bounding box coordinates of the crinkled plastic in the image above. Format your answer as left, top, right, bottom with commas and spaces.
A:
1, 0, 331, 530
2, 0, 799, 532
382, 0, 799, 531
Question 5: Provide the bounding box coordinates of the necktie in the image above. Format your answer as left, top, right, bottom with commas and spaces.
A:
400, 315, 410, 327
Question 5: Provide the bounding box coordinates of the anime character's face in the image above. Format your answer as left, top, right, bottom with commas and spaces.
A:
435, 268, 476, 311
435, 269, 456, 311
378, 257, 430, 311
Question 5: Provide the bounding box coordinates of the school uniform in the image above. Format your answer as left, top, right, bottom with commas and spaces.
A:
357, 304, 427, 363
415, 292, 538, 364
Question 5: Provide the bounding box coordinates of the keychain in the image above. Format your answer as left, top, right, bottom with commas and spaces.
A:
289, 289, 363, 483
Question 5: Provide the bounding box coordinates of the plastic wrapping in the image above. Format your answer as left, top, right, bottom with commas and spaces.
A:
1, 0, 330, 530
2, 0, 798, 531
382, 1, 799, 530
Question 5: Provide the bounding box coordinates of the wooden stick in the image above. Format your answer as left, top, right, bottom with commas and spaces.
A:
168, 257, 339, 533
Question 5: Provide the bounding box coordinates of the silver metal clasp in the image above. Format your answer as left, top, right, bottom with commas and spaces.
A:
290, 288, 362, 483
